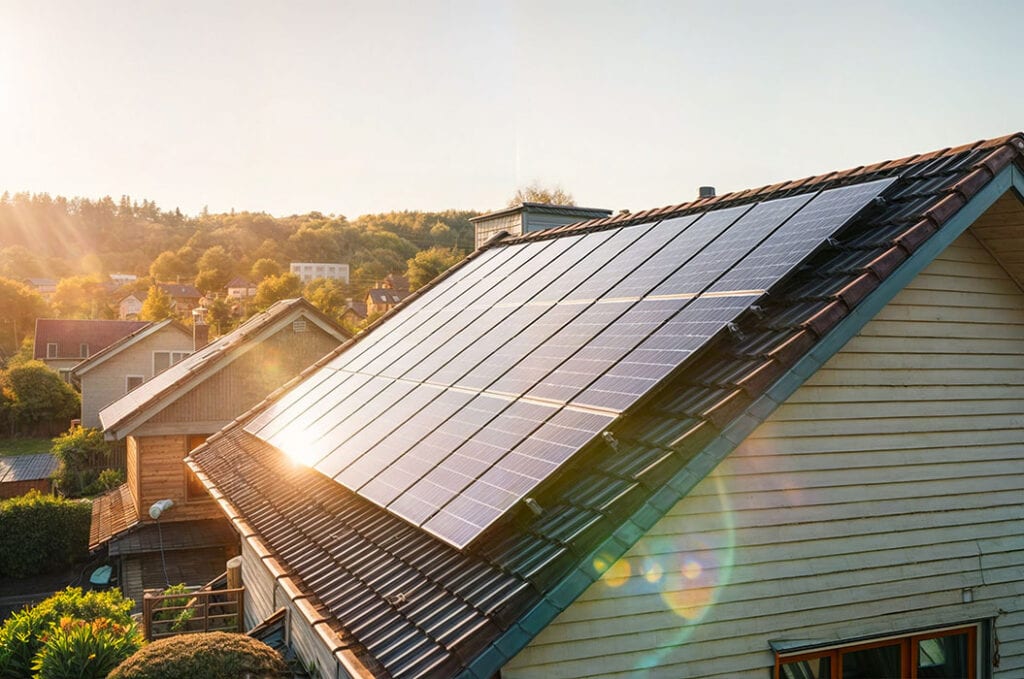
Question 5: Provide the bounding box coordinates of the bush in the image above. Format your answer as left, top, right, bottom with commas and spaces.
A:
0, 492, 91, 578
110, 632, 288, 679
32, 617, 142, 679
0, 362, 79, 437
51, 426, 111, 497
90, 468, 125, 494
152, 584, 195, 633
0, 587, 136, 679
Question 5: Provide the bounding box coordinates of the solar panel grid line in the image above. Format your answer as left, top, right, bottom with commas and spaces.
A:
260, 371, 374, 454
245, 368, 353, 439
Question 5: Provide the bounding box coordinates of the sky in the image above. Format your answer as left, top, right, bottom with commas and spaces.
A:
1, 0, 1023, 219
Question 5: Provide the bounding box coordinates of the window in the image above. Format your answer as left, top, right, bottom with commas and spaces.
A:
185, 435, 212, 502
46, 342, 58, 358
125, 375, 144, 393
776, 625, 977, 679
153, 350, 191, 374
79, 343, 89, 358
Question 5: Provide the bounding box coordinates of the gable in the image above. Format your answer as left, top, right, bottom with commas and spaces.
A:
505, 227, 1024, 678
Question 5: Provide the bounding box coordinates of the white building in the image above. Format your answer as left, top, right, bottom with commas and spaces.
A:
289, 262, 350, 284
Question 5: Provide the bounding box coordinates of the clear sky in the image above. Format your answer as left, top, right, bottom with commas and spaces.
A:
1, 1, 1022, 218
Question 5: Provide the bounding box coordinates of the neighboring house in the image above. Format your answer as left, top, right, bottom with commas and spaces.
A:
108, 273, 138, 286
225, 276, 257, 299
23, 277, 57, 298
365, 287, 403, 317
289, 262, 350, 284
118, 294, 144, 320
340, 299, 367, 327
90, 299, 351, 605
34, 319, 150, 380
382, 273, 410, 298
0, 454, 58, 499
70, 319, 195, 429
471, 203, 613, 248
188, 133, 1024, 679
157, 283, 202, 316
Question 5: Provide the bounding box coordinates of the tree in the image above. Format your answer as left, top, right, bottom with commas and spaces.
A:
507, 181, 575, 207
204, 296, 234, 334
51, 276, 110, 318
194, 245, 234, 293
51, 426, 112, 497
139, 285, 175, 321
250, 258, 282, 282
406, 247, 464, 290
0, 277, 49, 358
0, 361, 80, 436
253, 273, 302, 311
304, 277, 351, 321
148, 250, 188, 282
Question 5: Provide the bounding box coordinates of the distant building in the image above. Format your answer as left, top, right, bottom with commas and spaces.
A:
226, 276, 257, 299
108, 273, 138, 286
23, 277, 57, 298
34, 319, 150, 380
118, 294, 144, 320
470, 203, 612, 249
365, 287, 403, 317
341, 299, 367, 327
289, 262, 350, 284
157, 283, 202, 316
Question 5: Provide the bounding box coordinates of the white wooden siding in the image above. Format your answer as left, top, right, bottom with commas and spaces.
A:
504, 229, 1024, 678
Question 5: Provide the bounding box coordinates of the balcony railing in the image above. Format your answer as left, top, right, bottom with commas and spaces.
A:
141, 585, 245, 640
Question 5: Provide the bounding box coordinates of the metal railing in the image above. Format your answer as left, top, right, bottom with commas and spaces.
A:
141, 585, 245, 640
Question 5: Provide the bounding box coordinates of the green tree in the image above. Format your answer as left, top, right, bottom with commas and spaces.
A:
249, 258, 282, 281
148, 251, 188, 282
51, 426, 112, 497
204, 296, 234, 334
139, 285, 175, 321
304, 277, 351, 321
0, 361, 80, 436
253, 273, 302, 311
194, 245, 234, 293
51, 276, 110, 319
406, 247, 464, 290
507, 181, 575, 206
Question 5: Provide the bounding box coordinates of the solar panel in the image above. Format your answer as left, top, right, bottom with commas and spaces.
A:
250, 177, 893, 549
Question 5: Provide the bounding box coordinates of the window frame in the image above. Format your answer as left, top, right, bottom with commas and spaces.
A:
125, 375, 145, 393
774, 624, 979, 679
79, 343, 89, 358
46, 342, 58, 358
184, 434, 213, 502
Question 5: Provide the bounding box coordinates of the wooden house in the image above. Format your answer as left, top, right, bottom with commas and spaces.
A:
90, 299, 350, 604
0, 454, 58, 499
70, 319, 194, 429
34, 319, 149, 381
187, 134, 1024, 679
365, 287, 403, 317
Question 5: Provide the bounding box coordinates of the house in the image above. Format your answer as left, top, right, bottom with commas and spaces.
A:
290, 262, 350, 284
34, 319, 150, 380
157, 283, 202, 316
0, 454, 58, 499
187, 133, 1024, 679
470, 203, 613, 248
70, 318, 195, 429
90, 299, 351, 605
108, 273, 138, 286
365, 287, 403, 317
226, 276, 257, 300
383, 273, 410, 298
340, 299, 367, 327
22, 277, 58, 298
118, 294, 145, 320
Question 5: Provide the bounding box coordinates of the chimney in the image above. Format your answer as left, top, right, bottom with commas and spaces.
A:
192, 307, 209, 350
698, 186, 716, 199
470, 203, 612, 249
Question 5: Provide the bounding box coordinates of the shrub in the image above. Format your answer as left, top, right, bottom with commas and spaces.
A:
51, 426, 111, 497
0, 588, 135, 679
0, 492, 91, 578
152, 584, 195, 633
32, 617, 142, 679
88, 468, 124, 495
0, 362, 79, 437
109, 632, 287, 679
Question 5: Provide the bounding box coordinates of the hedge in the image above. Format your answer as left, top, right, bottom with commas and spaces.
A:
109, 632, 288, 679
0, 491, 91, 578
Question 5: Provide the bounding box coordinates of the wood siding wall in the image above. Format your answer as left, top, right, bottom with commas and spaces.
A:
148, 320, 340, 426
131, 434, 221, 523
79, 327, 193, 428
504, 230, 1024, 678
0, 478, 52, 499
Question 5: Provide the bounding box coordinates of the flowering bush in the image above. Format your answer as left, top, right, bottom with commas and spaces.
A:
32, 617, 142, 679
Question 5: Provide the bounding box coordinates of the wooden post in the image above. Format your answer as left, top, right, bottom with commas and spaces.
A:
142, 593, 153, 641
226, 556, 243, 631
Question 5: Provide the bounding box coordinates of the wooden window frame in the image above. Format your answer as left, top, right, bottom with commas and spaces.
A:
184, 435, 212, 503
125, 375, 145, 393
775, 624, 978, 679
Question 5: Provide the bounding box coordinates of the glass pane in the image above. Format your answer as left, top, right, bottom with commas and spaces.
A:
841, 643, 902, 679
918, 633, 969, 679
781, 656, 831, 679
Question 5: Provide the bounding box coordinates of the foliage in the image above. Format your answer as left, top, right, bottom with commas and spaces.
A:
253, 273, 302, 311
304, 277, 352, 322
0, 362, 80, 437
405, 247, 463, 291
193, 246, 234, 293
139, 285, 175, 322
249, 258, 281, 281
51, 276, 111, 319
152, 584, 195, 633
0, 588, 136, 679
51, 426, 111, 497
0, 278, 49, 359
507, 181, 575, 207
92, 468, 125, 494
148, 251, 189, 283
32, 616, 142, 679
109, 632, 287, 679
0, 493, 91, 578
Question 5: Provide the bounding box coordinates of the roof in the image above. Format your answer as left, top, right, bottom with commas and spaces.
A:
108, 517, 236, 556
344, 301, 368, 318
0, 453, 58, 484
158, 283, 201, 298
189, 133, 1024, 678
367, 288, 403, 305
469, 203, 613, 223
34, 319, 150, 360
71, 319, 191, 378
23, 277, 57, 287
226, 276, 253, 288
89, 483, 138, 550
99, 298, 350, 438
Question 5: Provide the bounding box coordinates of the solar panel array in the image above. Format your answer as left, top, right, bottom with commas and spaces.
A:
246, 178, 894, 549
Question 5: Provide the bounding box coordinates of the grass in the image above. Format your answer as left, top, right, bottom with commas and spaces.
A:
0, 438, 52, 456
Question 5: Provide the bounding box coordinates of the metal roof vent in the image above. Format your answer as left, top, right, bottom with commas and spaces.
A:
698, 186, 716, 199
